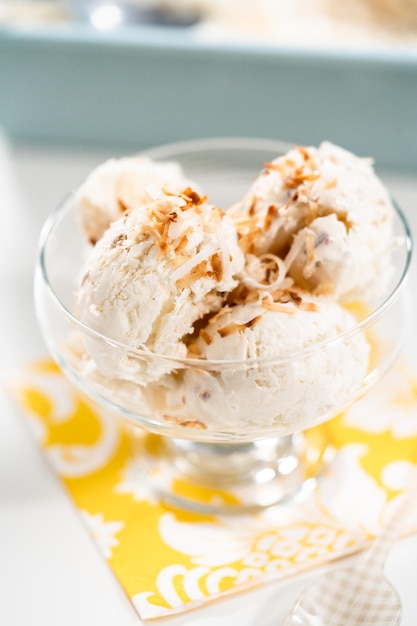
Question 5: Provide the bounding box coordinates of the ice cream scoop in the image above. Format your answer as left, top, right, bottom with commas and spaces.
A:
229, 141, 395, 300
157, 291, 370, 434
76, 188, 245, 382
284, 213, 388, 297
75, 155, 195, 244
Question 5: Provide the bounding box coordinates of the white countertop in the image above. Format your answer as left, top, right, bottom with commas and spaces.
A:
0, 139, 416, 626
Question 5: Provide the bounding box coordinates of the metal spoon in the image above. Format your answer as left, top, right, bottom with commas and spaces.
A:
284, 480, 417, 626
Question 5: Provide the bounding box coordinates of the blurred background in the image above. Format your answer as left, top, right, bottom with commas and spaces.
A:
1, 0, 417, 169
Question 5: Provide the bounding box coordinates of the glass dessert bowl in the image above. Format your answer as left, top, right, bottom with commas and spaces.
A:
35, 138, 412, 513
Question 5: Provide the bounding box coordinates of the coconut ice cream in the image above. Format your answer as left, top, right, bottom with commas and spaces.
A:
156, 291, 370, 434
76, 188, 245, 382
229, 141, 395, 300
75, 155, 195, 245
70, 141, 393, 435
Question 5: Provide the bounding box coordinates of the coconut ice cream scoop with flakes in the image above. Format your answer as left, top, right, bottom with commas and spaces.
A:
71, 143, 382, 435
75, 155, 195, 245
76, 189, 245, 382
157, 291, 370, 434
229, 141, 395, 300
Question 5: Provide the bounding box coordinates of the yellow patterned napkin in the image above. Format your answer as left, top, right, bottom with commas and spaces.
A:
9, 358, 417, 621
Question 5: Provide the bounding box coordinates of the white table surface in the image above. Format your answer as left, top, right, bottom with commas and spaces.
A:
0, 139, 416, 626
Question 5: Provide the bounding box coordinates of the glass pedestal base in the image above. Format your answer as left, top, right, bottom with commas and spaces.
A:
131, 430, 333, 514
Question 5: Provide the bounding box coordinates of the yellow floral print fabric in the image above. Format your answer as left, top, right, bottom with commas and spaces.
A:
10, 359, 417, 621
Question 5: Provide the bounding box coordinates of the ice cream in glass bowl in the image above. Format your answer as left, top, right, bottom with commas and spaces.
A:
35, 138, 412, 513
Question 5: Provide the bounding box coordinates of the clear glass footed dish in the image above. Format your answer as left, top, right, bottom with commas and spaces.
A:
35, 138, 413, 512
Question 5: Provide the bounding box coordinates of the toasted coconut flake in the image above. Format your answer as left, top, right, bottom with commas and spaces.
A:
210, 252, 223, 282
270, 277, 294, 295
238, 227, 261, 254
188, 343, 202, 356
289, 290, 303, 305
262, 300, 296, 314
172, 247, 213, 282
248, 196, 257, 216
299, 301, 319, 312
283, 164, 321, 190
175, 233, 189, 254
156, 238, 170, 255
242, 253, 288, 293
303, 171, 321, 182
168, 211, 178, 222
227, 283, 263, 306
199, 329, 212, 345
298, 146, 311, 161
245, 315, 262, 329
181, 420, 208, 429
110, 233, 127, 248
167, 187, 207, 211
270, 288, 286, 301
207, 306, 231, 325
283, 177, 299, 190
175, 260, 210, 289
182, 187, 207, 206
217, 319, 259, 337
326, 177, 338, 189
264, 205, 278, 231
151, 205, 169, 222
218, 322, 243, 337
337, 210, 354, 233
161, 187, 204, 207
163, 414, 207, 429
264, 161, 285, 174
184, 187, 201, 203
117, 198, 129, 213
212, 206, 222, 217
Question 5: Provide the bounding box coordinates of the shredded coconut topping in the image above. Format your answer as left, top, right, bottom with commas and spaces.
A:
242, 252, 289, 292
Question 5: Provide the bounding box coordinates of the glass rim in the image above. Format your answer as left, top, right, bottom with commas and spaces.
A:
141, 135, 296, 160
37, 136, 413, 370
